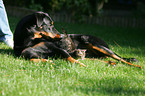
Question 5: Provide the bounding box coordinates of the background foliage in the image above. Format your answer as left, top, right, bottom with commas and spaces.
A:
4, 0, 107, 17
4, 0, 145, 20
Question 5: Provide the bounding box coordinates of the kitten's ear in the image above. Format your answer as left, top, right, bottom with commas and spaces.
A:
82, 49, 87, 53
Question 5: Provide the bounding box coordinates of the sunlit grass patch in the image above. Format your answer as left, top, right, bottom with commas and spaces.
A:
0, 16, 145, 95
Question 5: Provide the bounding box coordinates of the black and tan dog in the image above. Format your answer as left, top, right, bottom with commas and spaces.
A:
14, 12, 142, 69
14, 11, 85, 66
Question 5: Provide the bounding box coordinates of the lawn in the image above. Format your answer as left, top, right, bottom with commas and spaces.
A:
0, 16, 145, 96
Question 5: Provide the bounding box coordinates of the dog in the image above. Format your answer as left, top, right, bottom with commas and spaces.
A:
14, 12, 142, 69
14, 11, 86, 66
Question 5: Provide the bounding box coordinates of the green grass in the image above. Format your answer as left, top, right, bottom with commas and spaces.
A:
0, 16, 145, 96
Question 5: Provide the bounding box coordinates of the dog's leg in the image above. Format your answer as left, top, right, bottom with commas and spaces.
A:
55, 49, 86, 67
30, 58, 55, 66
87, 43, 142, 69
44, 42, 86, 67
31, 58, 48, 62
67, 56, 86, 67
21, 45, 54, 63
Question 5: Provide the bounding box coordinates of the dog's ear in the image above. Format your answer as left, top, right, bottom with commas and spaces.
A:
35, 13, 44, 27
35, 12, 53, 27
43, 14, 53, 25
43, 17, 51, 25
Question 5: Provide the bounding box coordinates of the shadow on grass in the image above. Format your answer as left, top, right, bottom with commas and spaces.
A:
0, 48, 18, 59
0, 49, 14, 55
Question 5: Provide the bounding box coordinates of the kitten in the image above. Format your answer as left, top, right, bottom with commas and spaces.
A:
73, 49, 86, 60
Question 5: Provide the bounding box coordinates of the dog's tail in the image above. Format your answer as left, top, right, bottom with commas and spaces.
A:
87, 43, 142, 69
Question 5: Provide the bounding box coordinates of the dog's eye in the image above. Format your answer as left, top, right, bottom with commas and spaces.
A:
51, 22, 53, 25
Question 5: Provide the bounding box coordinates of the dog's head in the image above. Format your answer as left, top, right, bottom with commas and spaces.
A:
14, 11, 61, 56
31, 12, 61, 39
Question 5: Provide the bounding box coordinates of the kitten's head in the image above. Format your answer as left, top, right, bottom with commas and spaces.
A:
75, 49, 86, 59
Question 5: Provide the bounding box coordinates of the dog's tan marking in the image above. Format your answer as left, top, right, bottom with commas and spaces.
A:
55, 34, 61, 38
33, 31, 56, 39
33, 32, 42, 39
51, 22, 54, 25
40, 31, 55, 38
32, 42, 45, 48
